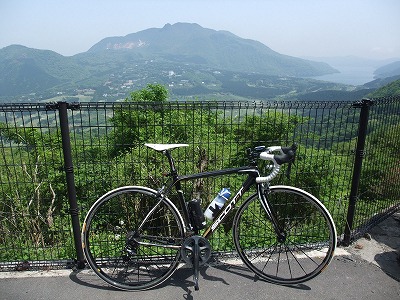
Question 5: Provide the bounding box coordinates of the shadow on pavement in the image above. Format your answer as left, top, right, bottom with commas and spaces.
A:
374, 251, 400, 281
369, 212, 400, 281
208, 262, 311, 290
69, 260, 312, 294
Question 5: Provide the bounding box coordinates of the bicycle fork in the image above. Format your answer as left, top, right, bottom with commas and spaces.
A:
257, 184, 286, 243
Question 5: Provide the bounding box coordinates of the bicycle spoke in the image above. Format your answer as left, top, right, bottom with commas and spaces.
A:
284, 247, 293, 279
82, 187, 184, 290
251, 242, 278, 265
285, 245, 307, 276
233, 187, 336, 284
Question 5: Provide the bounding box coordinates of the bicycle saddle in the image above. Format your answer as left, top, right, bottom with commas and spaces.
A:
144, 143, 189, 151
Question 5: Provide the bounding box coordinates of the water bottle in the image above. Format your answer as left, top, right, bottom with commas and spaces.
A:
204, 188, 231, 220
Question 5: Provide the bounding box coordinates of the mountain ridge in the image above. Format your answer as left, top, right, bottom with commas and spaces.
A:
87, 23, 337, 76
0, 22, 344, 97
374, 61, 400, 79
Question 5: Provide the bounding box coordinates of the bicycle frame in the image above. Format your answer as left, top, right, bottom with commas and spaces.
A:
83, 144, 336, 290
158, 150, 276, 239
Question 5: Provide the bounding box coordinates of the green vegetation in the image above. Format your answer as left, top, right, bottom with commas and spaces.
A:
0, 44, 347, 102
0, 23, 339, 99
0, 84, 398, 262
89, 23, 337, 76
368, 79, 400, 97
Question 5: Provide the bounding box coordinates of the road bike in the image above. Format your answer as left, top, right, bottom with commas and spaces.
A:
81, 143, 337, 291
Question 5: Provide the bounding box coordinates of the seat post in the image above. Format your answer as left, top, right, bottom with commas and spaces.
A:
163, 149, 190, 227
164, 150, 178, 177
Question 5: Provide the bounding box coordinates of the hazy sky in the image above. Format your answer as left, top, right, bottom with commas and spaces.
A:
1, 0, 399, 60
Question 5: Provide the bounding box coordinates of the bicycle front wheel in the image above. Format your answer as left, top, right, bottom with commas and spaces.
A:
82, 186, 185, 291
233, 185, 337, 284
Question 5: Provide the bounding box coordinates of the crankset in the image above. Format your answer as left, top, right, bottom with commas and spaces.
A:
180, 236, 212, 290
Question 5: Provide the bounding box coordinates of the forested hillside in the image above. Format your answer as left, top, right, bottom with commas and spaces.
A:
0, 23, 338, 99
368, 79, 400, 97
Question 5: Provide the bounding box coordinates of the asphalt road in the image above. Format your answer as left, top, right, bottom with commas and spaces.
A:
1, 213, 399, 300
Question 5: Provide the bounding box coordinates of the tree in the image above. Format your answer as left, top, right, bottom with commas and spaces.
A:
359, 123, 400, 201
0, 123, 67, 255
126, 83, 169, 102
368, 79, 400, 98
109, 84, 169, 156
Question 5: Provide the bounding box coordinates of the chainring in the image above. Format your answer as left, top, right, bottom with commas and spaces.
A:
180, 236, 212, 266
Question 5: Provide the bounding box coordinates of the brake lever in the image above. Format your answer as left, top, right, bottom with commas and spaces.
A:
285, 146, 296, 179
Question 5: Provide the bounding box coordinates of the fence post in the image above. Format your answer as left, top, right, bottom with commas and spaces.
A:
343, 98, 374, 246
57, 101, 85, 268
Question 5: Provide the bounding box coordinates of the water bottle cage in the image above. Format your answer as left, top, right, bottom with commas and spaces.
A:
206, 203, 222, 219
187, 199, 206, 231
204, 188, 231, 220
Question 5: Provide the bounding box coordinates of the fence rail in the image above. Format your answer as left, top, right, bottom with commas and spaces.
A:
0, 96, 399, 271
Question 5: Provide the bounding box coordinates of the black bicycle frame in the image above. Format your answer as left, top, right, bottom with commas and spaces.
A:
161, 150, 262, 238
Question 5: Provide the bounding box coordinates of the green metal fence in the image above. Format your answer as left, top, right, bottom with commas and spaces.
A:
0, 97, 399, 271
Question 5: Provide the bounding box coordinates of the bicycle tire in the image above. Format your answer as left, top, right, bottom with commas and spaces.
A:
233, 185, 337, 284
82, 186, 185, 291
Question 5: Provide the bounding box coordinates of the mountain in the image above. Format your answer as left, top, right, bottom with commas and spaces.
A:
368, 78, 400, 97
89, 23, 337, 77
0, 45, 90, 96
0, 23, 339, 98
363, 75, 400, 89
373, 61, 400, 79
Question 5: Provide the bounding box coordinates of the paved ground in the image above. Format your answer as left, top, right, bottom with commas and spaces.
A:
346, 212, 400, 282
0, 212, 399, 300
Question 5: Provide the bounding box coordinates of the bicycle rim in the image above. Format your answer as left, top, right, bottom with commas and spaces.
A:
233, 185, 337, 284
82, 186, 185, 290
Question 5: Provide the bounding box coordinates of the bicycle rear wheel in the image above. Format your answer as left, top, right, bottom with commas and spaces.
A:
82, 186, 185, 290
233, 185, 337, 284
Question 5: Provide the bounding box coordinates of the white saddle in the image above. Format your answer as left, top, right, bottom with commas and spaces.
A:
144, 143, 189, 151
